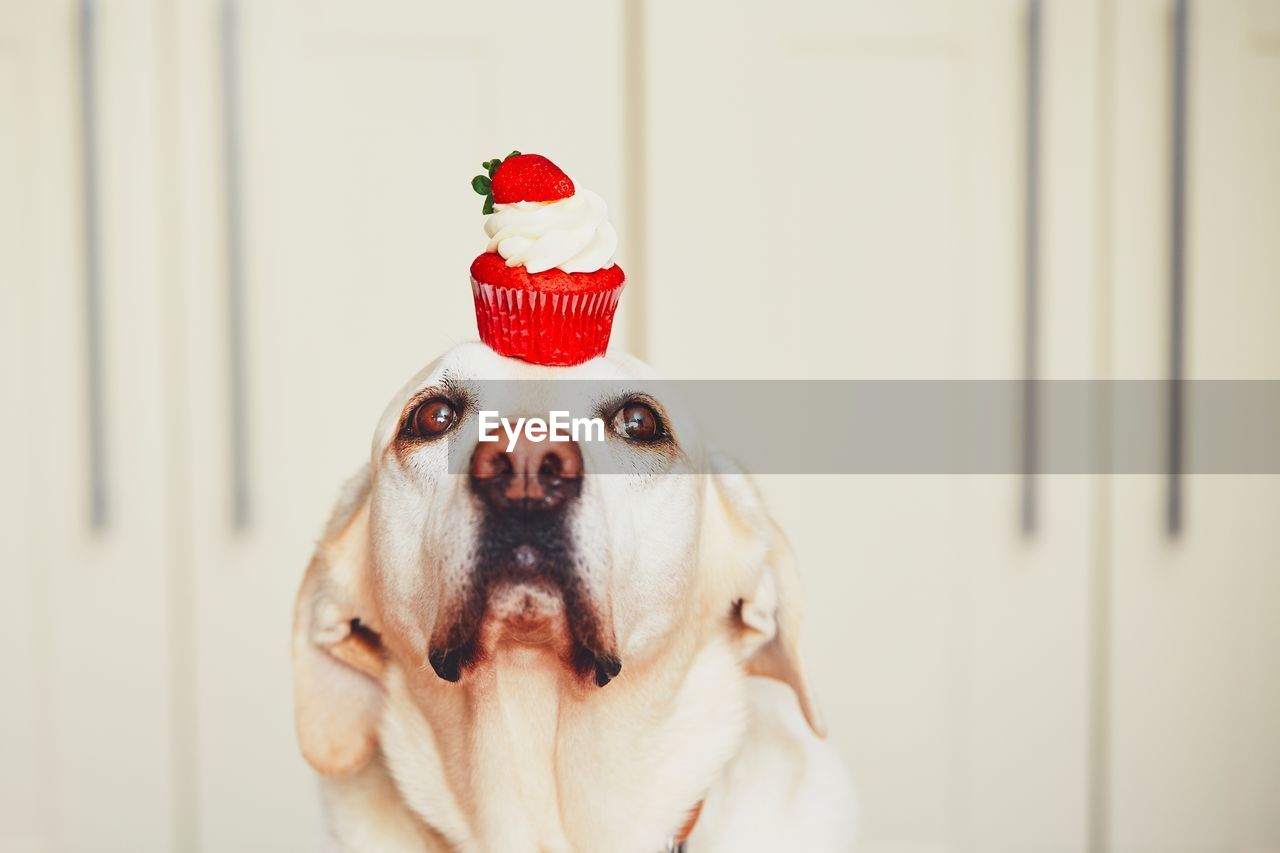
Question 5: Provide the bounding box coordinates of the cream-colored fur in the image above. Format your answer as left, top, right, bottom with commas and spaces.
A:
293, 344, 856, 852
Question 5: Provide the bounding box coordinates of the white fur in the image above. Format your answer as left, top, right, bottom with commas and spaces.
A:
293, 344, 857, 852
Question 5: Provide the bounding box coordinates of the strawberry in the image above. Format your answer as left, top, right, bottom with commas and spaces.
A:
471, 152, 574, 212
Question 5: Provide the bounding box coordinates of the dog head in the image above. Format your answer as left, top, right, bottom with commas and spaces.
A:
292, 343, 822, 777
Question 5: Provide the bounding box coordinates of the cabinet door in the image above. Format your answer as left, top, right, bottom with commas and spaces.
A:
644, 0, 1097, 850
1108, 1, 1280, 851
1, 1, 178, 851
168, 1, 630, 848
0, 7, 59, 850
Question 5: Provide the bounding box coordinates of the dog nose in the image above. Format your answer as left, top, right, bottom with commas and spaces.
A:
470, 432, 583, 513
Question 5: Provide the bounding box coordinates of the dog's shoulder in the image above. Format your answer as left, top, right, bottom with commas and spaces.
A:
319, 759, 451, 853
693, 677, 858, 852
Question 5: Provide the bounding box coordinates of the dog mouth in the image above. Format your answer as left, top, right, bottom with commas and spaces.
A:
427, 515, 619, 688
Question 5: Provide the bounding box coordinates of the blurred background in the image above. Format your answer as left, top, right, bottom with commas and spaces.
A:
2, 0, 1278, 851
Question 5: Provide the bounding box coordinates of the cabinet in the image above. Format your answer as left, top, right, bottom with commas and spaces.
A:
644, 1, 1100, 850
166, 0, 631, 848
0, 0, 178, 850
1106, 0, 1280, 850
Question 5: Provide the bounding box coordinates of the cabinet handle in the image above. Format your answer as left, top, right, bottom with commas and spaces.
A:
79, 0, 108, 531
1020, 0, 1043, 536
222, 0, 251, 530
1168, 0, 1189, 535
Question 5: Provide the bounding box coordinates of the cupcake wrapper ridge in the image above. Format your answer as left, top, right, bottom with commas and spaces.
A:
471, 277, 624, 367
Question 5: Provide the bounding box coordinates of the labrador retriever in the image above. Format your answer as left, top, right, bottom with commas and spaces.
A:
292, 343, 856, 852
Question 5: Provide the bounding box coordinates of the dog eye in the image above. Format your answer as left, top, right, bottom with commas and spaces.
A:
406, 398, 458, 438
612, 401, 663, 442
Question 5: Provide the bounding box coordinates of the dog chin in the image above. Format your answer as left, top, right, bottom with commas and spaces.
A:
480, 580, 571, 647
428, 578, 622, 689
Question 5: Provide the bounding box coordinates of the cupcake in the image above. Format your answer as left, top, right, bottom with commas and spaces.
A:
469, 152, 625, 366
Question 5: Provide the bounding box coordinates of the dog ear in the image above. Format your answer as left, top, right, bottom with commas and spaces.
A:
705, 454, 826, 737
292, 466, 387, 776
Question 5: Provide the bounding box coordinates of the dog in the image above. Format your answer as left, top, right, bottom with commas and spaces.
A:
292, 343, 857, 852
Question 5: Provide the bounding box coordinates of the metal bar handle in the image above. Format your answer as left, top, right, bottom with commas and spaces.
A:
1168, 0, 1189, 535
79, 0, 108, 530
222, 0, 252, 529
1021, 0, 1043, 536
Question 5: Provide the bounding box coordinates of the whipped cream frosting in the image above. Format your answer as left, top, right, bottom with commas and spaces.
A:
483, 189, 617, 274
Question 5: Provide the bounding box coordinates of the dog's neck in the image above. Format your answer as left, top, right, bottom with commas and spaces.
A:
354, 635, 748, 852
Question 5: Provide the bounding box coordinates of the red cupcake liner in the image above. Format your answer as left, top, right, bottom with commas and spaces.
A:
471, 276, 624, 366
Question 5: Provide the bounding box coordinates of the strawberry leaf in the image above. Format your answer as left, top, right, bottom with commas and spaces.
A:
474, 150, 521, 213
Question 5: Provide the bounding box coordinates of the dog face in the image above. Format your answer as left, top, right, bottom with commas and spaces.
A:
292, 344, 822, 778
368, 343, 707, 688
